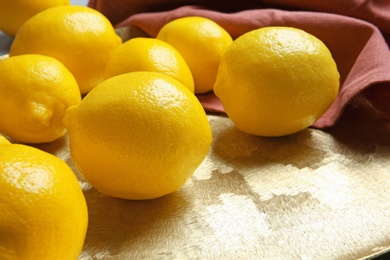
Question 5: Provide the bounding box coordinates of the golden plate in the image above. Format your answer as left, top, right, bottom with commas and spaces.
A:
30, 99, 390, 259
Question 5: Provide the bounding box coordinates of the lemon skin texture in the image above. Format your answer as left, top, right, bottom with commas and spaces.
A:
0, 0, 69, 36
157, 16, 233, 94
0, 143, 88, 260
64, 71, 212, 200
9, 6, 122, 94
105, 37, 194, 93
214, 26, 340, 137
0, 54, 81, 143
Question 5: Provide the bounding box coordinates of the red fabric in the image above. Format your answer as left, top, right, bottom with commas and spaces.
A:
88, 0, 390, 128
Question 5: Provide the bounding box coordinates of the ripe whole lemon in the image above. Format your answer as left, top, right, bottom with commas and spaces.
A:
156, 16, 233, 94
105, 37, 194, 92
214, 26, 340, 137
0, 54, 81, 143
63, 71, 212, 200
0, 143, 88, 259
0, 0, 69, 36
9, 6, 122, 94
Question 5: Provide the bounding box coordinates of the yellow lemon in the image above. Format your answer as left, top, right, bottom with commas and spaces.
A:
0, 0, 69, 36
214, 26, 340, 137
156, 16, 233, 94
0, 143, 88, 259
63, 71, 212, 200
105, 37, 194, 92
0, 135, 10, 145
9, 6, 122, 94
0, 54, 81, 143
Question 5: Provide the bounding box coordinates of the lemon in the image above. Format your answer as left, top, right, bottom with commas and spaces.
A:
64, 71, 212, 200
105, 37, 194, 92
0, 143, 88, 259
156, 16, 233, 94
214, 26, 340, 137
9, 6, 122, 94
0, 54, 81, 143
0, 135, 10, 145
0, 0, 69, 36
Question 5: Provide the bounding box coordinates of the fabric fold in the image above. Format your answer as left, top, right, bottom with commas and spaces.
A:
89, 1, 390, 128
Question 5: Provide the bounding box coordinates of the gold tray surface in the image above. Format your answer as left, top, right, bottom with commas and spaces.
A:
28, 97, 390, 259
1, 47, 389, 258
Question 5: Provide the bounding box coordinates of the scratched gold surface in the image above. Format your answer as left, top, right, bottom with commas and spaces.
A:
22, 96, 388, 260
1, 50, 389, 258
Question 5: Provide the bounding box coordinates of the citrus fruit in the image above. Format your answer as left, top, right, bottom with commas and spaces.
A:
0, 0, 69, 36
0, 54, 81, 143
63, 71, 212, 200
0, 135, 10, 145
9, 5, 122, 94
0, 143, 88, 259
214, 26, 340, 137
156, 16, 233, 94
105, 37, 195, 92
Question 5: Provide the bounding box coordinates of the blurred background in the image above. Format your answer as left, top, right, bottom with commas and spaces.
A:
0, 0, 89, 55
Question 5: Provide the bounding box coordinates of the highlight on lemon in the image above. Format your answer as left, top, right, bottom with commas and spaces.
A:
157, 16, 233, 94
9, 5, 122, 94
214, 26, 340, 137
0, 54, 81, 143
0, 0, 69, 36
0, 143, 88, 260
105, 37, 194, 93
63, 71, 212, 200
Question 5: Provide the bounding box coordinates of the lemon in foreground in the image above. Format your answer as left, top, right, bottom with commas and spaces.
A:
214, 26, 340, 137
156, 16, 233, 94
0, 143, 88, 259
63, 72, 212, 200
0, 54, 81, 143
105, 37, 194, 92
0, 0, 69, 36
9, 6, 122, 94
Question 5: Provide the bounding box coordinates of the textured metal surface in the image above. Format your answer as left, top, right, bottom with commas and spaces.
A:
28, 97, 390, 259
2, 3, 389, 256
